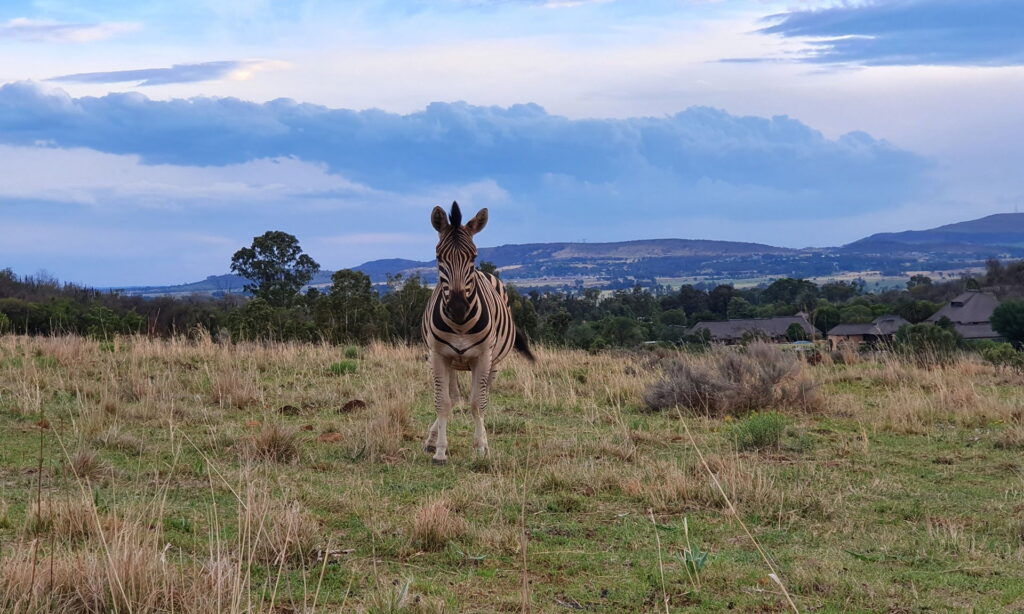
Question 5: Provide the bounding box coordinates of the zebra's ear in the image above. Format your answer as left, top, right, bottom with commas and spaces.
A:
431, 206, 450, 233
465, 208, 488, 235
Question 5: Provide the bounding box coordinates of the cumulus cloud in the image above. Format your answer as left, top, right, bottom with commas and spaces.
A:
760, 0, 1024, 66
0, 18, 140, 43
49, 60, 288, 86
0, 82, 930, 223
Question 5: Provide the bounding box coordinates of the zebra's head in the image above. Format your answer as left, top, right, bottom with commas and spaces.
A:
431, 201, 488, 323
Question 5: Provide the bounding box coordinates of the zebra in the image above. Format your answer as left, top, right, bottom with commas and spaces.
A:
421, 201, 535, 465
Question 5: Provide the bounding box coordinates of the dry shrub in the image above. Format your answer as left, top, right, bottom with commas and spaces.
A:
411, 498, 466, 552
66, 447, 109, 481
23, 497, 106, 543
351, 402, 415, 462
92, 425, 145, 455
644, 344, 821, 417
621, 455, 835, 519
995, 422, 1024, 450
0, 522, 243, 614
620, 460, 709, 513
209, 366, 261, 409
241, 423, 300, 463
248, 498, 321, 567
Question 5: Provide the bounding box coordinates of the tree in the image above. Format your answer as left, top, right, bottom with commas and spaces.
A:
811, 303, 841, 334
786, 322, 809, 342
708, 285, 735, 317
894, 323, 958, 363
479, 261, 500, 278
897, 300, 940, 323
906, 275, 932, 293
230, 231, 320, 307
383, 274, 432, 343
315, 269, 385, 343
839, 304, 874, 324
991, 300, 1024, 347
727, 296, 756, 319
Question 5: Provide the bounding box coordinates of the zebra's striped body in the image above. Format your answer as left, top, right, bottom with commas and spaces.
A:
421, 270, 516, 371
421, 202, 534, 464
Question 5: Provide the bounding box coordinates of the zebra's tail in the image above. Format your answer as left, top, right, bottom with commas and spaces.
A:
514, 327, 536, 363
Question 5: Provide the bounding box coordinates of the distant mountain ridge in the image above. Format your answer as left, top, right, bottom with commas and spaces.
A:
116, 213, 1024, 296
849, 213, 1024, 248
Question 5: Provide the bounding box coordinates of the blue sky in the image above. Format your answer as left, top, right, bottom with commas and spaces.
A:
1, 0, 1023, 286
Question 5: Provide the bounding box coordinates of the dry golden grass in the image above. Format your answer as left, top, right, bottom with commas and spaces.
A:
1, 334, 1023, 612
240, 423, 301, 463
411, 498, 467, 552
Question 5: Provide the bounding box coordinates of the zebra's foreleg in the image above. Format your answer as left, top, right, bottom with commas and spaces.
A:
426, 352, 453, 465
469, 354, 494, 457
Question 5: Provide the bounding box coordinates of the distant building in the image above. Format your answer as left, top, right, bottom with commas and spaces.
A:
827, 315, 910, 349
926, 290, 1001, 340
688, 315, 814, 344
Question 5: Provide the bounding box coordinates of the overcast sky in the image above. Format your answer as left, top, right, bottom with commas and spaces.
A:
1, 0, 1023, 286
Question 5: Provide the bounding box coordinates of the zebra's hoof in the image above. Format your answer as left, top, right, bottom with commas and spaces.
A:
431, 457, 447, 466
423, 444, 436, 453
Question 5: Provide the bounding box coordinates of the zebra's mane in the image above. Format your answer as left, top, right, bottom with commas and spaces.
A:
449, 201, 462, 227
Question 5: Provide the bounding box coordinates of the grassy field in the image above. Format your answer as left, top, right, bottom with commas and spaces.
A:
1, 335, 1023, 613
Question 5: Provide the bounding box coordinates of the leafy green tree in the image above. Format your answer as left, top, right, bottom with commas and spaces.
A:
315, 269, 385, 344
383, 274, 432, 343
479, 261, 499, 278
506, 285, 539, 340
600, 316, 645, 346
820, 281, 859, 303
707, 285, 735, 317
543, 309, 572, 345
895, 323, 958, 363
764, 278, 817, 309
811, 303, 841, 334
230, 231, 320, 307
659, 308, 687, 326
897, 300, 940, 323
727, 296, 756, 319
840, 304, 874, 324
906, 275, 932, 293
991, 300, 1024, 347
786, 323, 809, 342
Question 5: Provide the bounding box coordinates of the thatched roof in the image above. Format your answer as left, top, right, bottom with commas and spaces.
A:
927, 291, 999, 325
827, 315, 910, 337
689, 316, 813, 341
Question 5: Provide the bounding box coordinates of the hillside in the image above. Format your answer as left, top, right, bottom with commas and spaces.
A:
849, 213, 1024, 248
116, 213, 1024, 296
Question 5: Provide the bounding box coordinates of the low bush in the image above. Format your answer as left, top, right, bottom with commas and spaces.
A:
730, 412, 786, 451
643, 344, 820, 417
894, 323, 959, 365
329, 360, 358, 375
975, 340, 1024, 370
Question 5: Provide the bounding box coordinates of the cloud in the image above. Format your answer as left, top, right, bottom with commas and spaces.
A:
759, 0, 1024, 66
0, 82, 930, 224
0, 18, 140, 43
49, 60, 288, 87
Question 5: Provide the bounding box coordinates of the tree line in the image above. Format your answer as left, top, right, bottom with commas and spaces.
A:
4, 231, 1024, 350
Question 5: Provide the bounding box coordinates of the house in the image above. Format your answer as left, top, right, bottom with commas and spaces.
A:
688, 315, 815, 344
827, 315, 910, 349
926, 291, 1001, 340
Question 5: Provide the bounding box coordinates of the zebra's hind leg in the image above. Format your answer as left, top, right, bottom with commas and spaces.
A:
449, 372, 462, 408
426, 353, 453, 464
